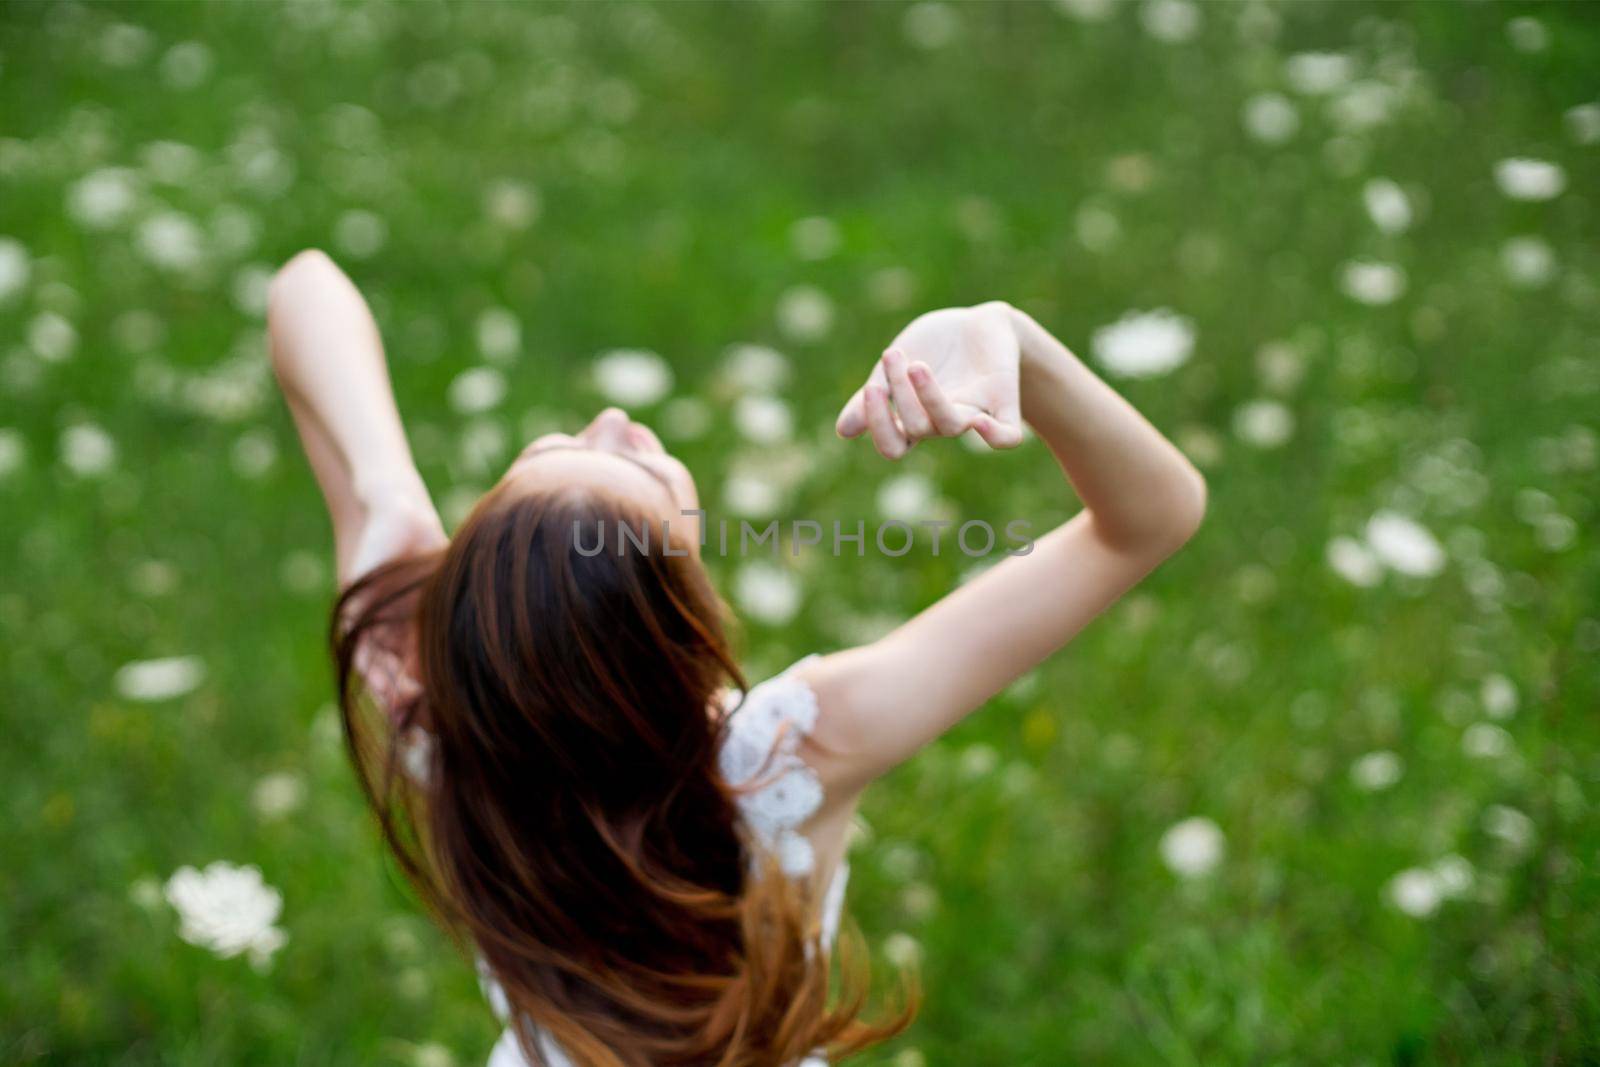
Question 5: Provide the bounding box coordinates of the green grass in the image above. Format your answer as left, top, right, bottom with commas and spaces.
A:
3, 1, 1598, 1063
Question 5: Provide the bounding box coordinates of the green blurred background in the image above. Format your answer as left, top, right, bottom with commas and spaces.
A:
3, 1, 1598, 1063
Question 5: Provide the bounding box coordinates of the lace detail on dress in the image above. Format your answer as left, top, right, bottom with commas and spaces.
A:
717, 655, 825, 879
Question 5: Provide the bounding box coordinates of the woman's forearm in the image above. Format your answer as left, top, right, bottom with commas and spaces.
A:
267, 250, 435, 576
1008, 306, 1206, 552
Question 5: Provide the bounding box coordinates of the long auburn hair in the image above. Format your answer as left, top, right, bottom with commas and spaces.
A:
331, 482, 916, 1065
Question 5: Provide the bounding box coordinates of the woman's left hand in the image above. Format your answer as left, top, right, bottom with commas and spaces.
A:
835, 301, 1025, 459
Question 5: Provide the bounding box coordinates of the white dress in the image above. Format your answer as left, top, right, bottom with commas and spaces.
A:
482, 655, 843, 1067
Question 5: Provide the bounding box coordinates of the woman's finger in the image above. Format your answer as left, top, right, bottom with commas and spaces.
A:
882, 348, 933, 441
864, 383, 910, 460
907, 360, 974, 437
835, 387, 868, 438
973, 412, 1025, 449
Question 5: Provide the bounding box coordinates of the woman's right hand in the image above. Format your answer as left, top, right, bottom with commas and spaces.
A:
835, 301, 1025, 459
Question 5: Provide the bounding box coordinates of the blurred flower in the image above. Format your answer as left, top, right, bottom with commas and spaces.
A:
411, 1044, 455, 1067
160, 41, 214, 90
1432, 855, 1475, 899
448, 367, 507, 416
1462, 722, 1513, 760
1053, 0, 1114, 21
1091, 309, 1195, 378
231, 264, 274, 318
137, 211, 206, 272
29, 312, 77, 363
1242, 92, 1298, 144
776, 286, 835, 343
335, 209, 387, 259
60, 422, 116, 476
165, 861, 287, 969
593, 349, 672, 406
903, 3, 959, 50
484, 180, 540, 230
0, 237, 29, 303
1232, 400, 1294, 449
1362, 178, 1412, 234
660, 397, 710, 441
1493, 158, 1566, 201
1340, 261, 1406, 306
1326, 536, 1382, 587
883, 931, 924, 967
475, 308, 521, 364
1480, 674, 1518, 719
958, 743, 1000, 779
1567, 103, 1600, 146
868, 267, 917, 311
1329, 82, 1397, 132
734, 563, 801, 625
789, 216, 840, 261
1482, 804, 1535, 852
130, 876, 164, 911
116, 655, 205, 701
1141, 0, 1200, 43
1387, 867, 1441, 917
99, 22, 155, 67
724, 473, 782, 517
1364, 511, 1444, 577
67, 168, 139, 230
721, 344, 790, 393
733, 395, 793, 444
877, 473, 936, 519
1255, 341, 1305, 394
1075, 203, 1121, 252
252, 772, 305, 820
1159, 816, 1224, 878
142, 141, 203, 185
231, 428, 278, 479
1350, 750, 1403, 791
0, 428, 25, 479
1505, 16, 1548, 53
1285, 52, 1353, 95
1500, 237, 1556, 288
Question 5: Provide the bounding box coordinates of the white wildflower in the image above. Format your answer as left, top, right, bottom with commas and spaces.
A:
67, 168, 140, 230
1480, 674, 1518, 719
1232, 400, 1294, 449
723, 473, 782, 517
1327, 537, 1383, 587
1462, 722, 1513, 760
231, 429, 278, 479
1285, 52, 1353, 95
1350, 750, 1403, 791
61, 422, 116, 476
116, 655, 205, 702
1341, 260, 1407, 306
251, 772, 305, 820
231, 264, 274, 318
1363, 179, 1412, 234
1387, 867, 1441, 917
958, 743, 1000, 779
903, 3, 959, 50
1141, 0, 1200, 44
877, 473, 936, 520
160, 41, 214, 90
883, 931, 924, 968
1053, 0, 1114, 21
1159, 816, 1224, 878
334, 209, 387, 259
29, 312, 77, 363
1364, 511, 1444, 577
1242, 93, 1298, 144
1091, 309, 1195, 379
0, 237, 30, 302
593, 348, 672, 406
1505, 17, 1548, 53
1566, 103, 1600, 146
790, 216, 841, 261
733, 395, 793, 444
484, 180, 541, 230
721, 343, 790, 393
137, 211, 206, 272
475, 307, 522, 364
1501, 237, 1556, 288
165, 861, 287, 968
734, 563, 801, 625
1482, 804, 1535, 852
660, 397, 711, 441
776, 285, 835, 343
0, 429, 25, 479
1329, 81, 1397, 132
1432, 855, 1475, 899
1493, 158, 1566, 201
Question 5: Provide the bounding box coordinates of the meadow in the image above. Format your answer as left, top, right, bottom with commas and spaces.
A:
3, 1, 1598, 1063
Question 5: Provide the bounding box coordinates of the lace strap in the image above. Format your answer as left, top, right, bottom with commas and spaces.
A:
717, 655, 826, 878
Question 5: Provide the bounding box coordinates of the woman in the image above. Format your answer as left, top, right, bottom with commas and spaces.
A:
267, 249, 1205, 1066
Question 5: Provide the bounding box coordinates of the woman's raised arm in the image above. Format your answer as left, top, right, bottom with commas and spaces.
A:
804, 302, 1206, 794
266, 249, 446, 588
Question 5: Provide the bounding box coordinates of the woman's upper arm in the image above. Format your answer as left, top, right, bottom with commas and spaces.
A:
797, 509, 1196, 792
